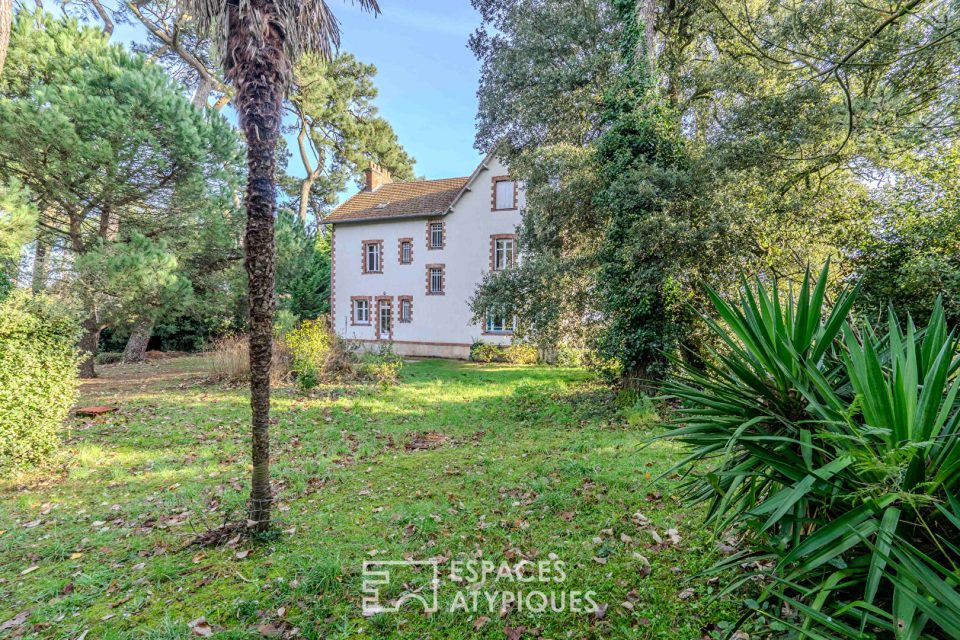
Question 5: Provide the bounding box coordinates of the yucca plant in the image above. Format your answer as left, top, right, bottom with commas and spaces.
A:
664, 265, 960, 638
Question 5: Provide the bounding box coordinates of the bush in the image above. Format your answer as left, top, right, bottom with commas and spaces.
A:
285, 317, 332, 390
282, 317, 401, 389
208, 334, 291, 385
470, 341, 539, 364
357, 343, 403, 384
95, 351, 123, 365
0, 292, 81, 471
554, 345, 587, 367
664, 264, 960, 638
504, 343, 538, 364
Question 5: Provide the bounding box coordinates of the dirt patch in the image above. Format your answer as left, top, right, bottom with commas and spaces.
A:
78, 355, 211, 403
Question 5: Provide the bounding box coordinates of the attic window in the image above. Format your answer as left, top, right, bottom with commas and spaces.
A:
374, 202, 390, 210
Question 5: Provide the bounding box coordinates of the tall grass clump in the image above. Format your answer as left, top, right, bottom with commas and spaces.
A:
664, 264, 960, 638
208, 334, 291, 385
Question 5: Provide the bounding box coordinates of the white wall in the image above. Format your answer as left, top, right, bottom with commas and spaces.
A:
330, 156, 523, 358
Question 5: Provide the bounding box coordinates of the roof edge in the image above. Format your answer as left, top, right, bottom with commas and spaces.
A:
445, 150, 497, 214
321, 212, 447, 226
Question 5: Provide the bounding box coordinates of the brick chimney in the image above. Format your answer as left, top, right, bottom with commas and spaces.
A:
364, 163, 392, 192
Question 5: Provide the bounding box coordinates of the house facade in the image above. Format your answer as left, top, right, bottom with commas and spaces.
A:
325, 153, 523, 359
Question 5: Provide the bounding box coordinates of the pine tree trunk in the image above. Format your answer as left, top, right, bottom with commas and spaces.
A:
0, 0, 11, 76
78, 315, 102, 378
227, 0, 287, 532
31, 239, 47, 294
122, 316, 154, 363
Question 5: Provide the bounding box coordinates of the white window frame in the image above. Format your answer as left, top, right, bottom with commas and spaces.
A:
377, 300, 391, 338
365, 242, 380, 273
401, 241, 412, 263
430, 222, 444, 249
429, 267, 443, 294
354, 299, 370, 323
485, 309, 516, 334
494, 180, 515, 210
494, 238, 515, 271
400, 298, 412, 322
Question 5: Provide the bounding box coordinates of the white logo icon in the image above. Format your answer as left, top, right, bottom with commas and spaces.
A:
362, 560, 440, 615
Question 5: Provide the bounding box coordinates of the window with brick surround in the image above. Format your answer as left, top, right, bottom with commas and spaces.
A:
399, 296, 413, 322
399, 239, 413, 264
492, 177, 517, 211
352, 298, 371, 324
362, 240, 382, 273
492, 235, 516, 271
428, 221, 444, 249
426, 264, 445, 295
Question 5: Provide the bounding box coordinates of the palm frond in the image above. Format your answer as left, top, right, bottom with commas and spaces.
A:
182, 0, 380, 81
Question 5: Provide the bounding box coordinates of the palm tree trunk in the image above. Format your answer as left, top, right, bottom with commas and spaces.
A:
122, 315, 154, 363
0, 0, 11, 76
227, 0, 287, 532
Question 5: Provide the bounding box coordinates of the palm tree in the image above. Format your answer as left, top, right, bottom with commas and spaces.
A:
185, 0, 380, 531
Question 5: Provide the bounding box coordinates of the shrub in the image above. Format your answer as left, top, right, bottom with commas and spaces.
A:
357, 343, 403, 384
208, 334, 291, 385
554, 346, 587, 368
470, 341, 539, 364
470, 341, 502, 363
504, 343, 538, 364
95, 351, 123, 365
285, 317, 332, 388
0, 292, 81, 471
664, 264, 960, 638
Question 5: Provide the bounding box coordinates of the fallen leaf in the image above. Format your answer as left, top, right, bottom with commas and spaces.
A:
188, 616, 214, 637
504, 625, 525, 640
620, 601, 634, 611
0, 609, 32, 632
20, 565, 39, 576
235, 550, 249, 560
22, 519, 41, 529
474, 616, 489, 630
592, 556, 607, 565
256, 622, 282, 637
678, 588, 696, 600
70, 552, 83, 560
592, 603, 608, 620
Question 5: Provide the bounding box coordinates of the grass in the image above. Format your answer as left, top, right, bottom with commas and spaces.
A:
0, 356, 745, 639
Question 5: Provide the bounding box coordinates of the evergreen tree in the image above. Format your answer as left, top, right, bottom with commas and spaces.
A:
0, 12, 241, 376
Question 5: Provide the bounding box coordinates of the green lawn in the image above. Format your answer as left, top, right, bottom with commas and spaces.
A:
0, 357, 743, 639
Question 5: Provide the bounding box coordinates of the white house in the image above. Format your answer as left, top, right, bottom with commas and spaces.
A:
325, 153, 523, 359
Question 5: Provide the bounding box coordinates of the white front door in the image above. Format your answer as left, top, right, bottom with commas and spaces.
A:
377, 300, 392, 340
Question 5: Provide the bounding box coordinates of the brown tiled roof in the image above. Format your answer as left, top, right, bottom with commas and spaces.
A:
325, 177, 470, 224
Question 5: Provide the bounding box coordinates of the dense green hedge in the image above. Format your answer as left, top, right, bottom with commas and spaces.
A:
0, 292, 81, 471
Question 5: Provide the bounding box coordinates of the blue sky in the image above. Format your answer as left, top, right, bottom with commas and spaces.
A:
335, 1, 485, 181
112, 1, 487, 193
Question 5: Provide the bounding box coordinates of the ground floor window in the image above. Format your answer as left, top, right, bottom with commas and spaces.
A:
399, 297, 413, 322
485, 309, 516, 333
353, 299, 370, 324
